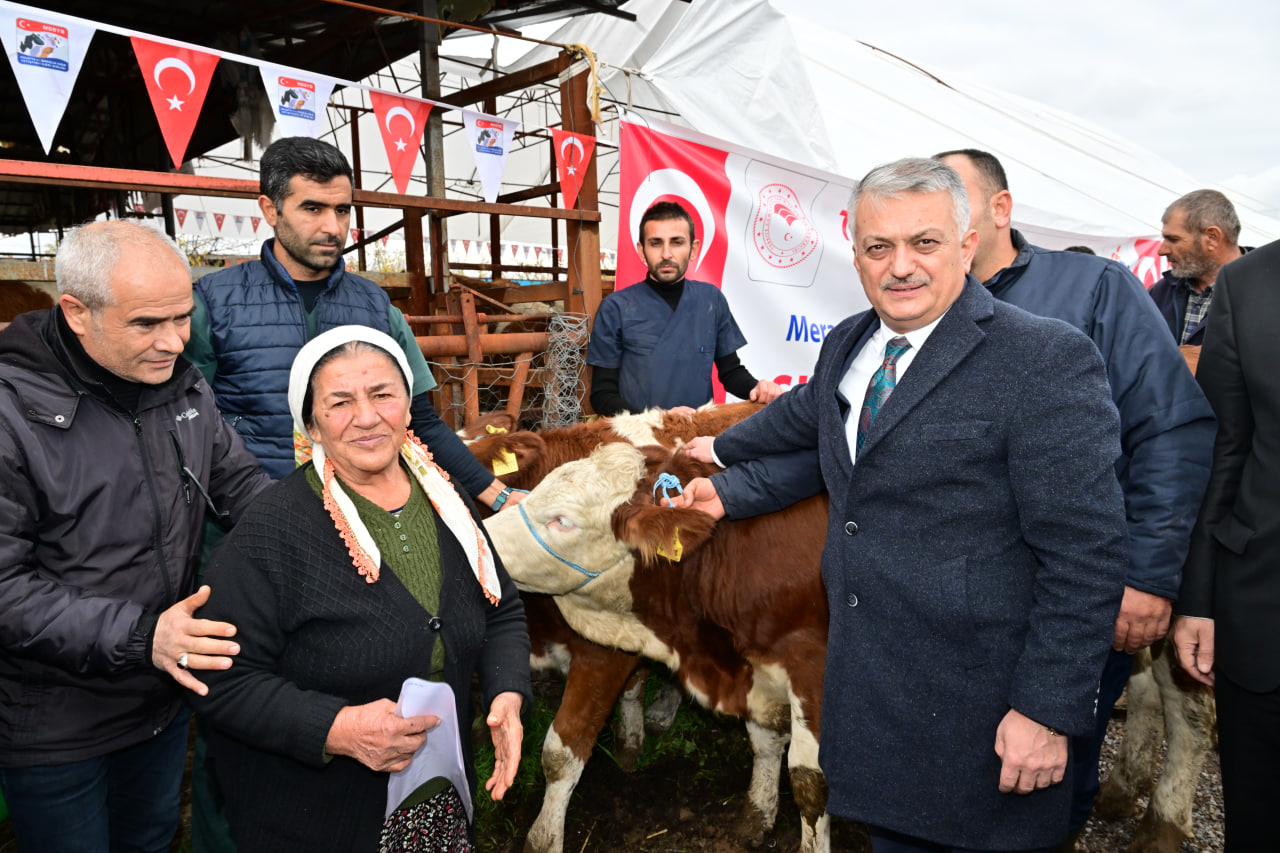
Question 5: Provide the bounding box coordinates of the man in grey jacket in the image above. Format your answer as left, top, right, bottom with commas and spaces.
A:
0, 221, 270, 853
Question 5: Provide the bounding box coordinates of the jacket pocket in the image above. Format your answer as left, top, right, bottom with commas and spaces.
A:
918, 420, 993, 441
1212, 513, 1255, 555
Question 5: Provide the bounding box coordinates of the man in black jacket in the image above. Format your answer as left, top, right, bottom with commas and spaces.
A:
1149, 189, 1244, 345
0, 221, 271, 852
1172, 237, 1280, 849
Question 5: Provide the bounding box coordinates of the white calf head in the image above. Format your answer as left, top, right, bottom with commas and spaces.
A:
484, 442, 649, 596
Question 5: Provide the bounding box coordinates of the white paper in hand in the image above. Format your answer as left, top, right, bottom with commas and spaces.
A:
386, 678, 473, 821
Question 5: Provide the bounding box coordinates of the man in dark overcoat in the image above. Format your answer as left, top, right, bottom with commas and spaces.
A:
1171, 236, 1280, 850
679, 157, 1130, 852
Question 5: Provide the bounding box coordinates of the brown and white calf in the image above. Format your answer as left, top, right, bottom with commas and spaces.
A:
466, 404, 767, 853
483, 441, 831, 853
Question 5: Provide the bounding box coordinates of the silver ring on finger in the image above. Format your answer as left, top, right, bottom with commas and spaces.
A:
178, 652, 190, 670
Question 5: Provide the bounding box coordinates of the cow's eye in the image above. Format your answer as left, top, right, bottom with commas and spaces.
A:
550, 516, 577, 531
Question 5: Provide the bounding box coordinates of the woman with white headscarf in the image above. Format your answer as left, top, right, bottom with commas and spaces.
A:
191, 326, 531, 852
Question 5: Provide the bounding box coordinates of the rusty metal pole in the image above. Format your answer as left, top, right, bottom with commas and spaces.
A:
348, 106, 367, 271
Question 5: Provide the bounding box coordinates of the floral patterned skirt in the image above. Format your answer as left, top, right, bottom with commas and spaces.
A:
379, 784, 473, 853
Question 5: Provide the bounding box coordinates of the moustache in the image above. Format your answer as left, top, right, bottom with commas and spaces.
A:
880, 276, 929, 291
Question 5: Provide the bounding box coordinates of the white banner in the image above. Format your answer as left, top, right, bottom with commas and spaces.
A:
462, 110, 519, 204
259, 64, 336, 139
619, 114, 865, 394
0, 3, 95, 154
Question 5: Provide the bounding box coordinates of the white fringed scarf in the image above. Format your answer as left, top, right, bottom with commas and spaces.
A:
288, 326, 500, 605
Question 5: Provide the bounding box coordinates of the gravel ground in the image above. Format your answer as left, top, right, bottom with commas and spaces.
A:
1077, 711, 1224, 853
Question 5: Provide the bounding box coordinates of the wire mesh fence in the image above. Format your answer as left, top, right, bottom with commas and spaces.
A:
428, 312, 589, 431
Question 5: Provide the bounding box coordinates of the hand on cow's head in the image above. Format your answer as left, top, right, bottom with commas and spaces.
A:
611, 445, 721, 567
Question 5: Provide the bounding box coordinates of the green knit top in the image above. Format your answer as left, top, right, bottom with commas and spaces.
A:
306, 462, 446, 677
307, 462, 453, 809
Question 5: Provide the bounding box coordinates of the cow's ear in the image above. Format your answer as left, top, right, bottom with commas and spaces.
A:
470, 432, 545, 488
612, 502, 718, 567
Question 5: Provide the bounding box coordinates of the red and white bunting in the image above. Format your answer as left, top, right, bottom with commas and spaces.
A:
350, 228, 360, 244
258, 64, 336, 139
131, 37, 219, 169
234, 215, 244, 233
369, 90, 432, 195
551, 128, 595, 209
212, 212, 225, 232
462, 110, 519, 204
0, 5, 96, 154
193, 211, 206, 230
175, 208, 188, 227
381, 235, 390, 247
250, 216, 261, 234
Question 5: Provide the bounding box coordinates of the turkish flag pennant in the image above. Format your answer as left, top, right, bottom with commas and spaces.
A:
250, 216, 261, 233
381, 235, 390, 246
175, 208, 188, 226
369, 91, 432, 195
131, 37, 219, 169
213, 212, 225, 232
351, 228, 361, 244
551, 129, 596, 209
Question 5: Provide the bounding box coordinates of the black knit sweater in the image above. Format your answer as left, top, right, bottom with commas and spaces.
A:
190, 466, 531, 852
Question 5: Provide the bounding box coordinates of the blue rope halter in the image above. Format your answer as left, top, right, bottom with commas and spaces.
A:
517, 502, 601, 590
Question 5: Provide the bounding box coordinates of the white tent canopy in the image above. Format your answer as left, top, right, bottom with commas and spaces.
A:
514, 0, 1279, 251
84, 0, 1275, 262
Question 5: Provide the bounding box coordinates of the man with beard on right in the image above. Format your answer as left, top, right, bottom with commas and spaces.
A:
1150, 189, 1246, 346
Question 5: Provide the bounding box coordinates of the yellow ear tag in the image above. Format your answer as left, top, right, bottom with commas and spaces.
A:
491, 449, 519, 476
485, 424, 509, 435
656, 527, 683, 562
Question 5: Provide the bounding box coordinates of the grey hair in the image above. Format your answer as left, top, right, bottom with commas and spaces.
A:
848, 157, 971, 241
1163, 189, 1241, 246
55, 221, 189, 311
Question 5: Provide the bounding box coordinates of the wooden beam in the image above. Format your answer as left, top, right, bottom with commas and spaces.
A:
0, 160, 600, 221
559, 55, 603, 326
440, 55, 573, 108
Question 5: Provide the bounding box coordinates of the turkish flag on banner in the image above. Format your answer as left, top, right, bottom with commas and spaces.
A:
213, 213, 225, 232
1111, 238, 1167, 288
381, 235, 390, 246
131, 37, 219, 169
175, 208, 188, 226
351, 228, 361, 244
369, 91, 432, 195
618, 114, 860, 398
551, 129, 596, 208
250, 216, 261, 233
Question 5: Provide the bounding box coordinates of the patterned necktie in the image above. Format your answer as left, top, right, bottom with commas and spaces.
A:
856, 336, 912, 456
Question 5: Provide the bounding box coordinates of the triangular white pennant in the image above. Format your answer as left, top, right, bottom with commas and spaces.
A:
0, 4, 96, 154
462, 110, 519, 204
